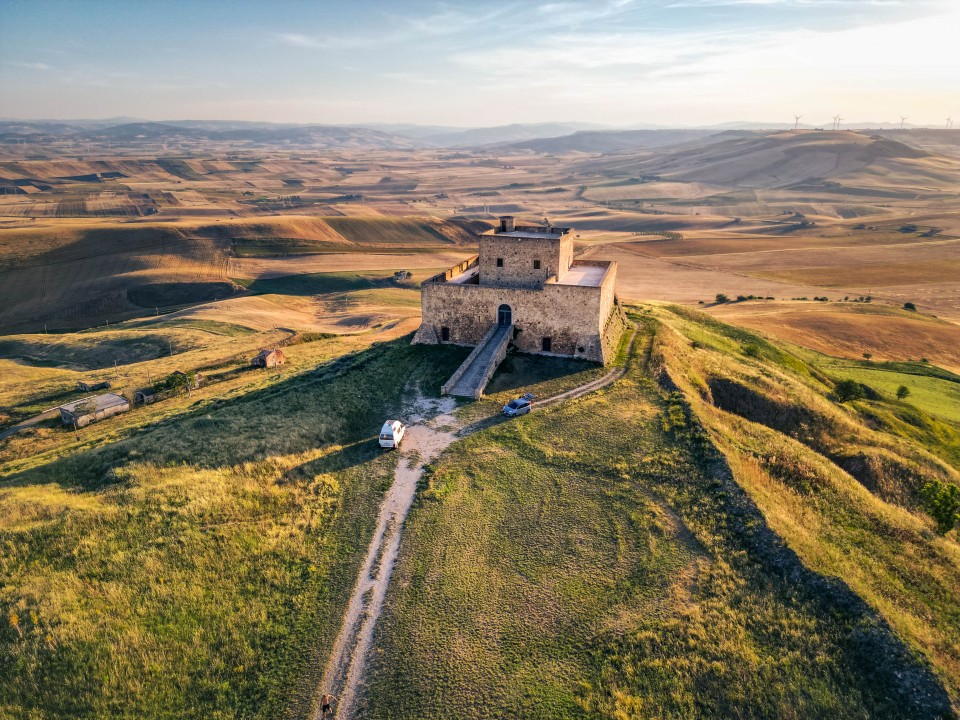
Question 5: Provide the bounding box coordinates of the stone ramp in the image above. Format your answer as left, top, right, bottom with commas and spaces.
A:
443, 323, 512, 399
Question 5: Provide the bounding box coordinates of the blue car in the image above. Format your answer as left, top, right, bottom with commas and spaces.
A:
503, 393, 535, 417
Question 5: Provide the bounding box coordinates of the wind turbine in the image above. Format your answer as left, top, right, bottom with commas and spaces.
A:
947, 117, 953, 130
834, 115, 843, 130
900, 115, 908, 130
793, 114, 802, 130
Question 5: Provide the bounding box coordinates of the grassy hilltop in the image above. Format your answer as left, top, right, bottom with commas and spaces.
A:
1, 306, 957, 718
361, 309, 960, 718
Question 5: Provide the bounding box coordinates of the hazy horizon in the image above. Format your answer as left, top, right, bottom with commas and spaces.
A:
2, 0, 958, 128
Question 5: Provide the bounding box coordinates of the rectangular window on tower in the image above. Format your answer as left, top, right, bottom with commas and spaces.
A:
542, 337, 552, 352
441, 326, 450, 342
533, 259, 541, 270
496, 258, 504, 267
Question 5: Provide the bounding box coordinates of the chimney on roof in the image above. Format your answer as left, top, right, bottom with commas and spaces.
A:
499, 215, 515, 233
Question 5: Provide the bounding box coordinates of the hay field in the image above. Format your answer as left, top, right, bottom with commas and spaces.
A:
707, 301, 960, 373
0, 213, 473, 333
168, 269, 435, 335
578, 242, 842, 305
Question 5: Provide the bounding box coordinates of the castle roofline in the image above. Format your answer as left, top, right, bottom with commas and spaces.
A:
491, 215, 571, 239
487, 225, 571, 240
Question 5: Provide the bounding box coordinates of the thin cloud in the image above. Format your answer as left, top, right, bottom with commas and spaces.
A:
270, 32, 368, 49
9, 61, 52, 71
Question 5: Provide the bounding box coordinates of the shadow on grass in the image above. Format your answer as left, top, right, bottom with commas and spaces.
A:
238, 272, 398, 297
486, 352, 597, 395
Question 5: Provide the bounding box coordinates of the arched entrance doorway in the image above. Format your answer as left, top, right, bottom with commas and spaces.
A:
497, 304, 512, 327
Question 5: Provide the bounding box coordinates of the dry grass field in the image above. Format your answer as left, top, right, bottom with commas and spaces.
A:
708, 301, 960, 372
2, 125, 959, 719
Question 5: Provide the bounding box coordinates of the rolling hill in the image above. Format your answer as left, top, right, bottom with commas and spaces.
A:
576, 130, 959, 193
498, 128, 727, 154
0, 216, 475, 333
3, 308, 958, 718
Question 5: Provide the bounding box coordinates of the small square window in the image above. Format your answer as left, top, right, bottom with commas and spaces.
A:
496, 258, 504, 267
533, 259, 541, 270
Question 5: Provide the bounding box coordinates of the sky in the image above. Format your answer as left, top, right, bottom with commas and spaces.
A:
1, 0, 957, 128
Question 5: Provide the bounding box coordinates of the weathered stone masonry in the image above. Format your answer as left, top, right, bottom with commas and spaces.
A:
413, 216, 625, 364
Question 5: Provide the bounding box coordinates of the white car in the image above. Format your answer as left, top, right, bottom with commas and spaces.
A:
379, 420, 406, 449
503, 393, 535, 417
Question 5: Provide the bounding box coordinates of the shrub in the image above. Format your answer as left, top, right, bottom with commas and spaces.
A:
715, 293, 729, 304
921, 480, 960, 534
834, 379, 868, 403
896, 385, 911, 400
899, 224, 918, 233
862, 353, 873, 360
904, 302, 917, 311
736, 295, 748, 302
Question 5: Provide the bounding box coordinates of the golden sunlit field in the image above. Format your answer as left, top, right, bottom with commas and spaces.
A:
2, 124, 959, 719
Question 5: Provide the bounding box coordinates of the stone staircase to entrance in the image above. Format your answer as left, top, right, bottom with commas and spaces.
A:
442, 323, 512, 399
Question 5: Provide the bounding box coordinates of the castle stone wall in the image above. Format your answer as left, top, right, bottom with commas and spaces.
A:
478, 235, 572, 289
419, 280, 616, 362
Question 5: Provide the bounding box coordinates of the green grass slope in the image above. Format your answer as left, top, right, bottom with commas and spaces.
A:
0, 339, 467, 719
361, 323, 954, 718
650, 305, 960, 707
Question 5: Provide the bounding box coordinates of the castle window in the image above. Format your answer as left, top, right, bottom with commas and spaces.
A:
542, 337, 552, 352
441, 326, 450, 342
533, 259, 541, 270
496, 258, 504, 267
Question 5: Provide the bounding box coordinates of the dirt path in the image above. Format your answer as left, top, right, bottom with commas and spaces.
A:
310, 346, 633, 719
0, 408, 59, 441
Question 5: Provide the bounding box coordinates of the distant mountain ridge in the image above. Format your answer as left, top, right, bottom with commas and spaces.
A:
408, 122, 613, 147
573, 129, 948, 190
1, 118, 953, 152
496, 128, 732, 154
0, 120, 422, 150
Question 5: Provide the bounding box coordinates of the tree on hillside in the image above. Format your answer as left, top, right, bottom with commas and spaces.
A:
896, 385, 911, 400
904, 302, 917, 311
834, 379, 867, 403
922, 480, 960, 534
715, 293, 729, 304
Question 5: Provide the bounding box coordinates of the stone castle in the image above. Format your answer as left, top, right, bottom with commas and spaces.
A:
414, 216, 626, 397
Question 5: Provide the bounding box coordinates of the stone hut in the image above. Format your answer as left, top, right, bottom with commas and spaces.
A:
133, 388, 156, 405
59, 393, 130, 428
251, 348, 286, 368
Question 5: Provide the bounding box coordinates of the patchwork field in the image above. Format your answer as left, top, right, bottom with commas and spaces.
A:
2, 125, 959, 719
708, 301, 960, 373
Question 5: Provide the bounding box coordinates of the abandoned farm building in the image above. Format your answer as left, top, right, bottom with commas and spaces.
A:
414, 216, 626, 398
251, 348, 285, 368
59, 393, 130, 428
